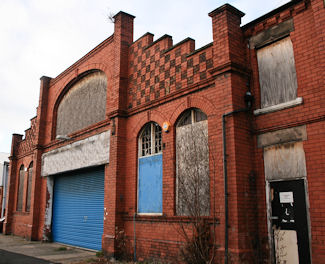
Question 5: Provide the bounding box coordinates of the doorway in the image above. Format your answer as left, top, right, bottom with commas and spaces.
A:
270, 179, 311, 263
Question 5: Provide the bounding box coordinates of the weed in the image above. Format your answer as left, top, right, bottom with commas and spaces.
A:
96, 250, 104, 257
55, 246, 67, 251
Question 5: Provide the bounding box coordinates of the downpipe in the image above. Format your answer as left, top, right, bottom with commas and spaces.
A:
133, 213, 137, 262
223, 91, 253, 264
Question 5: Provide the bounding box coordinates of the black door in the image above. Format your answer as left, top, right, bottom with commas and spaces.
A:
270, 180, 311, 264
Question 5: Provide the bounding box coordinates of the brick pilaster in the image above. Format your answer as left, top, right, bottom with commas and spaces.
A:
209, 4, 257, 262
209, 4, 246, 69
103, 11, 134, 256
31, 76, 51, 239
107, 11, 135, 113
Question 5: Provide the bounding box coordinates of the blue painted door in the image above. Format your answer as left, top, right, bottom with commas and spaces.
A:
138, 154, 162, 213
52, 167, 104, 250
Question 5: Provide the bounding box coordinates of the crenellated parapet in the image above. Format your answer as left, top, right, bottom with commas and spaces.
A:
14, 116, 37, 158
127, 33, 214, 109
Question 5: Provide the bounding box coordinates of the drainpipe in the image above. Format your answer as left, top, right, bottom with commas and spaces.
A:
133, 213, 137, 262
223, 91, 253, 264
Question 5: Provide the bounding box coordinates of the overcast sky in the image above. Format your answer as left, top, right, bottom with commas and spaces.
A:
0, 0, 289, 154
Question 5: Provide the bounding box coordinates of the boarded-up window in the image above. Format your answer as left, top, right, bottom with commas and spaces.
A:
257, 37, 298, 108
176, 109, 209, 216
26, 162, 33, 212
263, 142, 306, 181
138, 123, 163, 213
56, 71, 107, 136
17, 165, 25, 211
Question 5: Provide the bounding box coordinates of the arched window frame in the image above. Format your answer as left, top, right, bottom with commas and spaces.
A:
17, 165, 25, 212
137, 122, 163, 215
138, 122, 162, 157
177, 108, 207, 127
53, 70, 107, 139
26, 162, 33, 212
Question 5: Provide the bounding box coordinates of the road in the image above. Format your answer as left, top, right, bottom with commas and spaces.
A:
0, 249, 53, 264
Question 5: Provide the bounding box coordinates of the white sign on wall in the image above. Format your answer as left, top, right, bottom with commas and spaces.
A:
279, 192, 294, 203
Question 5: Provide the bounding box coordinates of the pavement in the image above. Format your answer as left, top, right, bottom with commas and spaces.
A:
0, 234, 96, 264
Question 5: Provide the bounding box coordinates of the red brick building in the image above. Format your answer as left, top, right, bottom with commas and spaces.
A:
4, 0, 324, 263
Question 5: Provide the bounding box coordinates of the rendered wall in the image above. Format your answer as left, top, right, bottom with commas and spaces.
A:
41, 131, 110, 177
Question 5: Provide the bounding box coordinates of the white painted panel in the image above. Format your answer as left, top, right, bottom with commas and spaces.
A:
0, 154, 9, 187
41, 131, 110, 176
0, 166, 3, 187
274, 230, 299, 264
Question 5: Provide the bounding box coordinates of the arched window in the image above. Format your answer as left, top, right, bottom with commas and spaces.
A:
17, 165, 25, 212
176, 108, 209, 216
138, 122, 163, 214
139, 122, 162, 157
56, 70, 107, 136
177, 108, 207, 127
26, 162, 33, 212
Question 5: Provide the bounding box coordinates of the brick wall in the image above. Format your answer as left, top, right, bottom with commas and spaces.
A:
245, 0, 325, 262
5, 0, 325, 263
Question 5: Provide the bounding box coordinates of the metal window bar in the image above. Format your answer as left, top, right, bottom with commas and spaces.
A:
194, 109, 207, 122
154, 124, 162, 154
177, 109, 207, 127
140, 122, 162, 157
141, 125, 152, 157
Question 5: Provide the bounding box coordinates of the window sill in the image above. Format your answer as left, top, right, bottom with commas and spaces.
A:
122, 214, 220, 224
137, 213, 163, 216
254, 97, 303, 116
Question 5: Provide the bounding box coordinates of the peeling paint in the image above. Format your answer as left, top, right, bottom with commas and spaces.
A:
41, 131, 110, 176
43, 176, 53, 241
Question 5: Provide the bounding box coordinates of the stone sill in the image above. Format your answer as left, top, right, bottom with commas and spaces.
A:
254, 97, 303, 116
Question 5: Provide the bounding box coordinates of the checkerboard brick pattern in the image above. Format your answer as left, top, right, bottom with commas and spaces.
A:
15, 117, 37, 156
127, 35, 213, 108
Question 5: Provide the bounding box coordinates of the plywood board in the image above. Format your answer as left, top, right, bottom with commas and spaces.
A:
257, 37, 298, 108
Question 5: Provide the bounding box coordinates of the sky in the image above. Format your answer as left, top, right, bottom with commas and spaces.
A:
0, 0, 290, 154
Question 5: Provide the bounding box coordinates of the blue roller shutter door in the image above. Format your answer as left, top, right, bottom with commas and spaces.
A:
52, 167, 104, 250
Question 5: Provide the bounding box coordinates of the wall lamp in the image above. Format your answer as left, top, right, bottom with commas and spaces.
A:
244, 91, 254, 109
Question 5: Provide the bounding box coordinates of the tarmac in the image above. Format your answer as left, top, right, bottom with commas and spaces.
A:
0, 234, 96, 264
